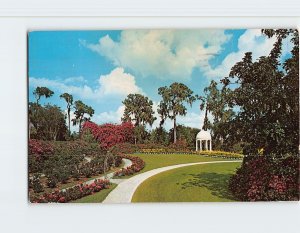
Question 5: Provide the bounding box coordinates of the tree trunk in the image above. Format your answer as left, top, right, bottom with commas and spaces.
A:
68, 108, 71, 137
79, 117, 82, 134
173, 117, 177, 144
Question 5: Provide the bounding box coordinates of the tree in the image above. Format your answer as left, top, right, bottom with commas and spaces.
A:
219, 29, 299, 155
122, 94, 156, 126
60, 93, 73, 137
169, 124, 199, 149
33, 87, 54, 104
158, 82, 196, 143
199, 80, 235, 150
150, 127, 169, 145
29, 103, 67, 140
122, 94, 156, 143
72, 100, 94, 133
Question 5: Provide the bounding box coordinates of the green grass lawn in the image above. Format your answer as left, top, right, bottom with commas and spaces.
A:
72, 183, 117, 203
132, 162, 241, 202
114, 153, 234, 178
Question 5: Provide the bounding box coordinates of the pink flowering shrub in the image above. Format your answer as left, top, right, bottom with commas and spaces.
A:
114, 155, 145, 177
29, 139, 54, 157
82, 121, 134, 149
229, 155, 299, 201
30, 179, 110, 203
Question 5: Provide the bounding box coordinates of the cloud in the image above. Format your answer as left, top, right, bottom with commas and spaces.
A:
98, 67, 143, 96
29, 67, 143, 101
204, 29, 291, 79
92, 105, 125, 124
64, 76, 86, 84
81, 30, 231, 80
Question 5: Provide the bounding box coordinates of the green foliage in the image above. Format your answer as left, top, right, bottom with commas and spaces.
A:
33, 86, 54, 104
29, 103, 67, 140
201, 29, 298, 155
158, 82, 196, 143
31, 174, 44, 193
47, 175, 58, 188
122, 93, 156, 126
199, 80, 235, 149
169, 124, 199, 149
81, 129, 97, 143
133, 125, 150, 144
72, 100, 94, 133
150, 127, 170, 146
122, 94, 156, 144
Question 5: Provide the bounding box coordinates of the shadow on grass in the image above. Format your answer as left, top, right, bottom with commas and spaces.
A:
180, 172, 235, 200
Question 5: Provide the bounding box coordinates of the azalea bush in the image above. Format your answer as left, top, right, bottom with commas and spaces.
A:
114, 155, 145, 177
229, 155, 299, 201
29, 139, 54, 157
30, 179, 110, 203
82, 121, 134, 149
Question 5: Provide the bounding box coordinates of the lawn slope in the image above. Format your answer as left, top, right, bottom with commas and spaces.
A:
132, 162, 241, 202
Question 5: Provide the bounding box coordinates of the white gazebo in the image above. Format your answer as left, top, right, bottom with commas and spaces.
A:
196, 130, 212, 151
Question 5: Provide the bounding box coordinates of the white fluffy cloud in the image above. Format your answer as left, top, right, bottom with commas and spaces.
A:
92, 105, 125, 124
98, 67, 143, 96
204, 29, 281, 79
81, 30, 231, 80
29, 67, 142, 101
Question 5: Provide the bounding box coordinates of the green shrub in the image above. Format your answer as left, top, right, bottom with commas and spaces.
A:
47, 175, 58, 188
81, 166, 93, 178
32, 174, 44, 193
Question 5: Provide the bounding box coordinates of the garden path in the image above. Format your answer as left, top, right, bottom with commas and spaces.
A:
84, 158, 132, 185
102, 160, 241, 203
61, 158, 132, 191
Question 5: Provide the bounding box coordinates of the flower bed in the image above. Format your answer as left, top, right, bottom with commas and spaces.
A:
114, 155, 145, 177
30, 179, 110, 203
29, 139, 54, 156
137, 149, 243, 159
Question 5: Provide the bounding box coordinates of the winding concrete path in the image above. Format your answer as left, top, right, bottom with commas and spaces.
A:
103, 160, 241, 203
84, 158, 132, 185
62, 158, 132, 191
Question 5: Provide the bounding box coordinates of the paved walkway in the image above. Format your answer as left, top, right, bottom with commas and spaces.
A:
103, 160, 241, 203
84, 158, 132, 185
62, 158, 132, 191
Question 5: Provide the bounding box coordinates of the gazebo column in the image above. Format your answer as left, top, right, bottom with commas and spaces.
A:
210, 140, 212, 151
199, 140, 202, 151
196, 140, 198, 151
205, 140, 208, 151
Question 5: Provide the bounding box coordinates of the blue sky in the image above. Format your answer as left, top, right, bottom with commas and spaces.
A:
28, 29, 291, 132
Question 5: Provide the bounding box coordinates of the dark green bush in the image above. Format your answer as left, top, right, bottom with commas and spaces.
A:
32, 174, 44, 193
47, 175, 58, 188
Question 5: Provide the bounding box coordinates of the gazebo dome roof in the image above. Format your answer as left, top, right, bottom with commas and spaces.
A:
196, 130, 211, 140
